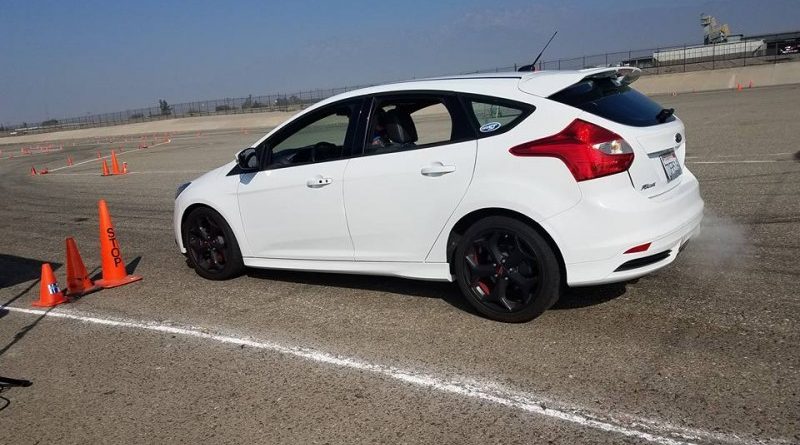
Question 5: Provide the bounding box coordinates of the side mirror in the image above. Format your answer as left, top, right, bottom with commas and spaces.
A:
236, 147, 259, 171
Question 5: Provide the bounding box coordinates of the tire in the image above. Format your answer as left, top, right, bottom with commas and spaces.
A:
182, 206, 245, 280
453, 216, 561, 323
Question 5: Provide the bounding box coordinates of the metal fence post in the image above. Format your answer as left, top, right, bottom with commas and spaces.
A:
712, 43, 716, 69
743, 40, 747, 66
683, 44, 687, 72
774, 34, 778, 62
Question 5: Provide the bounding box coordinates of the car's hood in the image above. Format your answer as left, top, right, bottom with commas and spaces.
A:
518, 66, 641, 97
191, 161, 236, 186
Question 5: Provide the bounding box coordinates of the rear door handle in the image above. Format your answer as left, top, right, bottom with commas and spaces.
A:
306, 175, 333, 188
420, 162, 456, 176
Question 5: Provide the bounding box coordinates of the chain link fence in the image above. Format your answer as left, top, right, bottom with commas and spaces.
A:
3, 32, 799, 136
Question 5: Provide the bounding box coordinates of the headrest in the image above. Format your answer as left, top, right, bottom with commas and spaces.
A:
384, 109, 418, 144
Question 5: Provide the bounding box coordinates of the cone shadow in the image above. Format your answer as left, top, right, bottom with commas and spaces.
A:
0, 254, 59, 290
126, 256, 142, 275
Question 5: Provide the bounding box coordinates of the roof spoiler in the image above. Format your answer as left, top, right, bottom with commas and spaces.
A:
584, 66, 641, 85
518, 66, 643, 97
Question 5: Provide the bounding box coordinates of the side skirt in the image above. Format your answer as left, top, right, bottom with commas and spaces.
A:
242, 257, 454, 282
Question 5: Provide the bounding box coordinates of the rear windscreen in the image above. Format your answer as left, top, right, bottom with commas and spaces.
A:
549, 77, 674, 127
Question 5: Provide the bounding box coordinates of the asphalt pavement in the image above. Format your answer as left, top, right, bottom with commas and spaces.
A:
1, 85, 798, 445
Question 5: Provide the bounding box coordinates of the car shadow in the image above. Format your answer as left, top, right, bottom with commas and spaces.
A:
551, 282, 629, 310
244, 268, 628, 317
246, 268, 476, 314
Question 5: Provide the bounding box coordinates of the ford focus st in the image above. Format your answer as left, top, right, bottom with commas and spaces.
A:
174, 67, 703, 322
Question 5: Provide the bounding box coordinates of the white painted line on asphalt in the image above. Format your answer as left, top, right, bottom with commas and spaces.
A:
50, 170, 207, 176
686, 153, 791, 159
46, 140, 172, 173
2, 306, 789, 445
688, 160, 778, 164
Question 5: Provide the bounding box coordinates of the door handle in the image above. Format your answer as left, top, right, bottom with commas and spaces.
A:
306, 175, 333, 188
420, 162, 456, 176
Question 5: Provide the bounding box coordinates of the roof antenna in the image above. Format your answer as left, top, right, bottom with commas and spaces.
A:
518, 31, 558, 72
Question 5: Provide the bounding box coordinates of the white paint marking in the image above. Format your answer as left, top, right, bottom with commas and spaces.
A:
688, 160, 778, 164
2, 306, 789, 445
46, 140, 172, 173
686, 153, 791, 160
50, 170, 207, 176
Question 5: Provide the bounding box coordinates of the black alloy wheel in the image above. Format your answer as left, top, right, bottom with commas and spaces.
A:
454, 216, 561, 322
183, 207, 244, 280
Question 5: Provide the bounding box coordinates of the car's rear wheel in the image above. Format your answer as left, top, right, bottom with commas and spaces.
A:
183, 207, 244, 280
454, 216, 561, 322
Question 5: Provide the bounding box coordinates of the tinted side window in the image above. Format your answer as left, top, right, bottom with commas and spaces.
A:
549, 77, 674, 127
411, 102, 452, 145
363, 95, 470, 156
266, 101, 359, 169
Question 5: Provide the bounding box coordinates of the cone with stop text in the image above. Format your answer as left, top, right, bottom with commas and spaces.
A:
65, 237, 100, 297
110, 150, 121, 175
101, 159, 110, 176
95, 199, 142, 288
33, 263, 69, 307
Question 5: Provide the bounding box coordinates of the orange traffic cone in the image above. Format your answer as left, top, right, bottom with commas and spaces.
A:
65, 237, 101, 297
101, 159, 110, 176
67, 156, 74, 166
110, 150, 121, 175
737, 83, 742, 92
95, 199, 142, 288
30, 166, 37, 176
33, 263, 69, 307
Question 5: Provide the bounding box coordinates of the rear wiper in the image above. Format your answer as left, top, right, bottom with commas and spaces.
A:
656, 108, 675, 123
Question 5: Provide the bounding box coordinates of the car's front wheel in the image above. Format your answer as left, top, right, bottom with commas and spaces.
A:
182, 206, 244, 280
454, 216, 561, 322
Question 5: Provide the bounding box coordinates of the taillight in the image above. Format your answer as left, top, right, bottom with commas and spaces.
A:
509, 119, 634, 181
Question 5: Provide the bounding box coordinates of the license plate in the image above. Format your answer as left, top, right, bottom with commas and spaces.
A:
660, 151, 682, 182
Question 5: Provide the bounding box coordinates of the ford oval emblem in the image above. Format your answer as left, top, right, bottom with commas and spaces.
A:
675, 133, 682, 143
479, 122, 502, 133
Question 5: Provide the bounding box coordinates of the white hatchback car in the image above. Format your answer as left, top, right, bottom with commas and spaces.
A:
174, 67, 703, 322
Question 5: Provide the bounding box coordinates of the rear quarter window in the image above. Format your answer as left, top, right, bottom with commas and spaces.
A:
463, 96, 534, 137
549, 77, 674, 127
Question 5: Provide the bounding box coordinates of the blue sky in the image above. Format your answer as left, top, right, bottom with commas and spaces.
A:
1, 0, 799, 124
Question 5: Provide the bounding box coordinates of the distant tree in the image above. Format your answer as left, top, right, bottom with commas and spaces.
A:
159, 99, 172, 116
0, 124, 5, 132
22, 122, 28, 128
42, 119, 59, 127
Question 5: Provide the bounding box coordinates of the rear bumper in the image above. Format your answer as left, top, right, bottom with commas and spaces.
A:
546, 169, 703, 286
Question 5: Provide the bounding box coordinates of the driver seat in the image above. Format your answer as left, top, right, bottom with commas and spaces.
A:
384, 109, 418, 147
